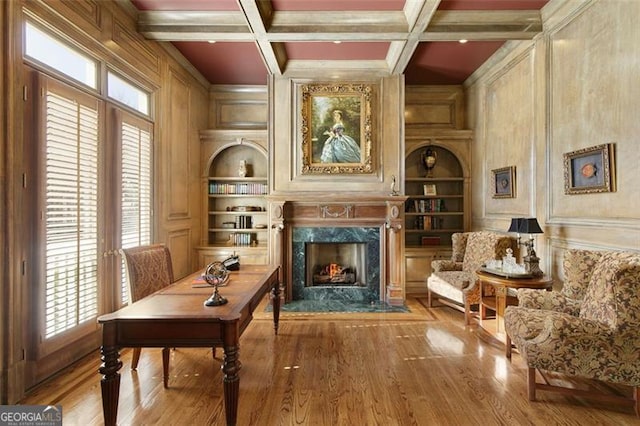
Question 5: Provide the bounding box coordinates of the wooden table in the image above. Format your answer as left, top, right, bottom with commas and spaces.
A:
98, 264, 280, 426
477, 269, 552, 341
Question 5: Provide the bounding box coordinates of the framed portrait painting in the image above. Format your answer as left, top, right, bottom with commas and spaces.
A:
300, 83, 374, 174
492, 166, 516, 198
564, 143, 616, 194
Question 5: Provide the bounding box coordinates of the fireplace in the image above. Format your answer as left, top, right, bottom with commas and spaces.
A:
268, 196, 406, 306
292, 227, 380, 302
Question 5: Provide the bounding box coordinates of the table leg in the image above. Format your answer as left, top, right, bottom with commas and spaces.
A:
270, 278, 281, 335
99, 344, 123, 426
495, 286, 507, 336
222, 343, 240, 426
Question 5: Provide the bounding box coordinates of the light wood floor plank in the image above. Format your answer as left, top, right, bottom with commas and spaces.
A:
19, 296, 639, 425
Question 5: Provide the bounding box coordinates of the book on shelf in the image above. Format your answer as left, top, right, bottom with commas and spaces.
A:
421, 236, 441, 246
413, 199, 446, 213
415, 216, 443, 230
209, 182, 268, 195
235, 215, 252, 229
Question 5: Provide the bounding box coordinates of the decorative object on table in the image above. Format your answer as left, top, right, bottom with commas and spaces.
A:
222, 254, 240, 271
507, 217, 544, 276
203, 261, 229, 306
563, 143, 616, 194
421, 146, 437, 177
238, 160, 248, 177
491, 166, 516, 198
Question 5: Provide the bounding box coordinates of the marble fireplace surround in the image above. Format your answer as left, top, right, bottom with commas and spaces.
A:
268, 195, 407, 306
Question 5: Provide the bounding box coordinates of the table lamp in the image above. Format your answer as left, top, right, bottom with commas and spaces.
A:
515, 217, 544, 276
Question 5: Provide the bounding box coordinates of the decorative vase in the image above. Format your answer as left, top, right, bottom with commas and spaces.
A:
238, 160, 247, 178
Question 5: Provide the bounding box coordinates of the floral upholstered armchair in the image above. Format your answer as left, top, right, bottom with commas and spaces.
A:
504, 250, 640, 416
427, 231, 517, 325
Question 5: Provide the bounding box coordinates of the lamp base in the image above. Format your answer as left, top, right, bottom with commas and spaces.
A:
524, 254, 544, 277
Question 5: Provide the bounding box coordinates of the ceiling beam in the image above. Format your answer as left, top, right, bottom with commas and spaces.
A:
424, 10, 542, 40
389, 0, 441, 75
238, 0, 285, 75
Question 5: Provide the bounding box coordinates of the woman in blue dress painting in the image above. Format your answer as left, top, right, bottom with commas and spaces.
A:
320, 110, 361, 163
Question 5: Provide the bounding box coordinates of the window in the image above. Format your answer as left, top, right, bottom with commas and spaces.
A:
43, 84, 100, 338
25, 21, 97, 89
107, 72, 150, 115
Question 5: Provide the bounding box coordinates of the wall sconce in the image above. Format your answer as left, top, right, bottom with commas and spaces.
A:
508, 217, 544, 276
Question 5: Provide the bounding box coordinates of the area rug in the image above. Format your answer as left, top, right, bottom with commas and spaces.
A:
266, 299, 410, 313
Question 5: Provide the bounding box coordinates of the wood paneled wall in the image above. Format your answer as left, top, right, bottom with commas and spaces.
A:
465, 0, 640, 288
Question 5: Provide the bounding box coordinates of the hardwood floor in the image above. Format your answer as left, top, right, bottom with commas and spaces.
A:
20, 296, 639, 425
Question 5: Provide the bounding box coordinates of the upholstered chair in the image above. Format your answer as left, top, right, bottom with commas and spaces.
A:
516, 248, 603, 315
504, 251, 640, 416
121, 244, 175, 388
427, 231, 517, 325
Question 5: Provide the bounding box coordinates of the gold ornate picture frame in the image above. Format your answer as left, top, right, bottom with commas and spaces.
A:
564, 143, 616, 194
492, 166, 516, 198
301, 83, 373, 174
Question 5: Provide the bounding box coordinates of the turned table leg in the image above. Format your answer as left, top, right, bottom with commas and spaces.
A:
99, 343, 123, 426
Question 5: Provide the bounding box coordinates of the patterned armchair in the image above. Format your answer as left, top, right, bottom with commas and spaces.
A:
427, 231, 517, 325
504, 251, 640, 416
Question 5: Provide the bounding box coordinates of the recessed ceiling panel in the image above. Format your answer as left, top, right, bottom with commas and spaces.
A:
132, 0, 239, 11
438, 0, 549, 10
173, 41, 268, 85
271, 0, 405, 11
284, 42, 389, 60
405, 41, 504, 85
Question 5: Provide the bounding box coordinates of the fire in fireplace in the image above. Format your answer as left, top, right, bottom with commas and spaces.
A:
306, 242, 366, 286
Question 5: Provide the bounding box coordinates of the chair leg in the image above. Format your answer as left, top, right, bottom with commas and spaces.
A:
505, 334, 512, 359
162, 347, 170, 388
527, 367, 537, 401
634, 387, 639, 417
464, 300, 471, 325
131, 348, 141, 370
427, 290, 433, 307
211, 347, 217, 359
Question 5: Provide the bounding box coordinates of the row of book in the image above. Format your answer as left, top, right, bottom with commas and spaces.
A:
209, 183, 267, 195
414, 216, 444, 230
235, 215, 252, 229
228, 232, 256, 246
409, 199, 446, 213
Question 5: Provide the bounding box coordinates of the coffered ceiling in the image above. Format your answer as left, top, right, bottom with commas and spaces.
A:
129, 0, 549, 85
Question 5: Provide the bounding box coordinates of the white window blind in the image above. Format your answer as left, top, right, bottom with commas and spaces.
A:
44, 90, 99, 339
120, 120, 152, 304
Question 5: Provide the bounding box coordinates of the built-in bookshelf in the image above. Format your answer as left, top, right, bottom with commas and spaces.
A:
198, 130, 269, 267
404, 147, 465, 248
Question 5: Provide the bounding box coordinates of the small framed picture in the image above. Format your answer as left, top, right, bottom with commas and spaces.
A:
564, 143, 615, 194
423, 184, 437, 196
491, 166, 515, 198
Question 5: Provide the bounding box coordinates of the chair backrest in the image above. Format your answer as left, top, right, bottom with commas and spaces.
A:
462, 231, 517, 274
561, 248, 603, 301
121, 244, 174, 303
579, 251, 640, 330
450, 232, 470, 262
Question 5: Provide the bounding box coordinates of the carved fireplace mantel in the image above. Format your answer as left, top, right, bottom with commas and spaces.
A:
267, 195, 408, 306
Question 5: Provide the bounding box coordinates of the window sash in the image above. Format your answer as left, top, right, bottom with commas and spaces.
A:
43, 86, 100, 339
119, 116, 153, 305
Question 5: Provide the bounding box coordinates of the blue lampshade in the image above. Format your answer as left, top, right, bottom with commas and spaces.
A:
518, 218, 543, 234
